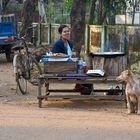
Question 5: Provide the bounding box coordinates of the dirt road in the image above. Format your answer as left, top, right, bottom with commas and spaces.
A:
0, 56, 140, 140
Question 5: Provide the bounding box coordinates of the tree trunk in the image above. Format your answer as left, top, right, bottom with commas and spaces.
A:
132, 0, 136, 25
108, 0, 115, 25
89, 0, 97, 24
21, 0, 37, 40
70, 0, 86, 57
96, 0, 106, 24
1, 0, 10, 13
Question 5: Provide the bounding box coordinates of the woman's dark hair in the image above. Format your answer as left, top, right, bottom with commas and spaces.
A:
58, 24, 69, 34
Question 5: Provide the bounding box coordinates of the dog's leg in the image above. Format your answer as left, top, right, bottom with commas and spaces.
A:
137, 96, 140, 115
127, 94, 135, 114
134, 95, 138, 113
126, 94, 131, 114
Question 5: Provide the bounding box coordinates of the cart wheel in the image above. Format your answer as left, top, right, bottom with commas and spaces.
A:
38, 99, 42, 108
5, 49, 12, 62
107, 85, 122, 95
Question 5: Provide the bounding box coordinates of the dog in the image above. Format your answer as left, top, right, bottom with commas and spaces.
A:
116, 70, 140, 115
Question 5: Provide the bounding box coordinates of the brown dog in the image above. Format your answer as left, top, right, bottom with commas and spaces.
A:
116, 70, 140, 114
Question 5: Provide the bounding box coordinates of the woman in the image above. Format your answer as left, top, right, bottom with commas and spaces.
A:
51, 24, 73, 56
52, 25, 92, 94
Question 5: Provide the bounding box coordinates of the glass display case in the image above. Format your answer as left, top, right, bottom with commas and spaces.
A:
88, 25, 126, 56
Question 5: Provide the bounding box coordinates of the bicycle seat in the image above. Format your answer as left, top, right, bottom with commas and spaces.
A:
12, 45, 24, 51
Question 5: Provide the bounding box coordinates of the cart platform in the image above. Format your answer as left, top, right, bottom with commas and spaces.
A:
37, 74, 125, 107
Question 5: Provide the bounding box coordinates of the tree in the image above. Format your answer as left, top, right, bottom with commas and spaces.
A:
70, 0, 86, 57
127, 0, 140, 25
21, 0, 38, 39
88, 0, 127, 25
88, 0, 97, 24
0, 0, 10, 13
88, 0, 109, 25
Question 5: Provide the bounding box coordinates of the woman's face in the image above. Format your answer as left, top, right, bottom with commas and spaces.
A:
61, 27, 70, 40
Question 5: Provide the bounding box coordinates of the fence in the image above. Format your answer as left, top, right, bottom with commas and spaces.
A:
88, 25, 140, 75
18, 23, 140, 75
17, 22, 60, 46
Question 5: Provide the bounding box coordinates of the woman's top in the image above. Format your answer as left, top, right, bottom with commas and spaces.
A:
51, 38, 73, 55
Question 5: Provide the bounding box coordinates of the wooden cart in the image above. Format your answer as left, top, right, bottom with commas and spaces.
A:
37, 25, 128, 107
37, 54, 126, 108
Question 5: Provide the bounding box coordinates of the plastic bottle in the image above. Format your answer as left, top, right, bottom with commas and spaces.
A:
83, 61, 88, 73
77, 59, 83, 73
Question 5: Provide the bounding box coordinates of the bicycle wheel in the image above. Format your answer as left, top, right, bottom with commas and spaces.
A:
16, 73, 27, 95
13, 54, 28, 95
29, 56, 43, 86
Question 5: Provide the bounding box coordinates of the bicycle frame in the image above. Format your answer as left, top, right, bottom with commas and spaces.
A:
13, 37, 30, 79
12, 31, 43, 94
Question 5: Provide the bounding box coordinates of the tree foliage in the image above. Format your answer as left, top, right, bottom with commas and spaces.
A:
61, 0, 73, 11
45, 0, 55, 23
90, 0, 127, 25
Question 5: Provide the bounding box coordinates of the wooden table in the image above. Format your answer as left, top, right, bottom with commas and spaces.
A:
37, 74, 125, 107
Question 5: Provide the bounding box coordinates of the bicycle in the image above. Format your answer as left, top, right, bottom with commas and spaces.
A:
12, 28, 43, 95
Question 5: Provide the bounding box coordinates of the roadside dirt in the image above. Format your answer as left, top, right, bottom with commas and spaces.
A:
0, 55, 140, 140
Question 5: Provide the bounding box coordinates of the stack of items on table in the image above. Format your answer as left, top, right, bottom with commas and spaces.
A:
40, 52, 105, 77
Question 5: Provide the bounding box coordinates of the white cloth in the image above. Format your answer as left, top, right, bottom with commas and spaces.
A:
67, 42, 72, 56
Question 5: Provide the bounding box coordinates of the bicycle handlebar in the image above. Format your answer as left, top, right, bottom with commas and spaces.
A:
17, 25, 37, 40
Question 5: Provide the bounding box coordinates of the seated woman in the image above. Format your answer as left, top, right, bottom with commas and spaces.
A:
51, 24, 73, 56
52, 25, 93, 94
